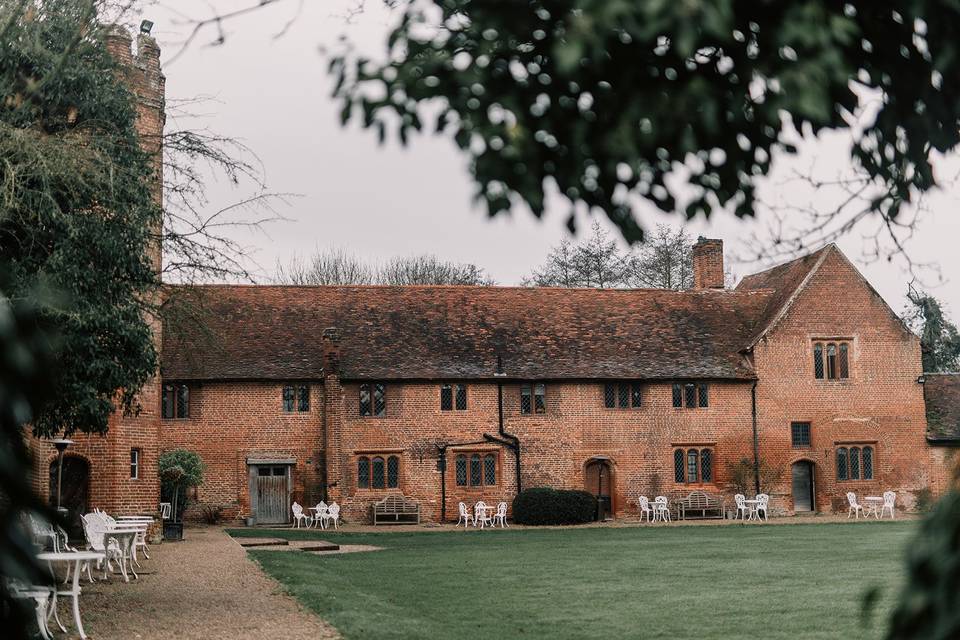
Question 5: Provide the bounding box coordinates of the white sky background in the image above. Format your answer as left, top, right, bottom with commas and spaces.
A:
145, 0, 959, 317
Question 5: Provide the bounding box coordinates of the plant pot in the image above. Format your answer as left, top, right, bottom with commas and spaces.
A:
163, 521, 184, 541
244, 516, 255, 527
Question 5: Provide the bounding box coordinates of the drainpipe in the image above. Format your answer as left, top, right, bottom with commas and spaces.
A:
495, 355, 522, 494
437, 445, 447, 523
751, 380, 760, 494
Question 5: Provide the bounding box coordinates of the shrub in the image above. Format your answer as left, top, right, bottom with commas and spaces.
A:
200, 504, 223, 525
913, 487, 934, 513
512, 487, 597, 525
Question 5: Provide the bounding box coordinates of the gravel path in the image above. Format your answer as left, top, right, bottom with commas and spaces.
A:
58, 527, 339, 639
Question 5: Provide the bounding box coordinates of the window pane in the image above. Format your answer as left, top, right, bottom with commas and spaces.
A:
372, 457, 385, 488
470, 454, 482, 486
357, 457, 370, 489
631, 383, 642, 408
603, 384, 615, 408
455, 384, 467, 410
373, 383, 386, 416
839, 343, 849, 378
791, 422, 811, 447
520, 385, 532, 414
672, 384, 682, 408
813, 343, 824, 379
484, 454, 496, 485
440, 384, 453, 411
698, 384, 709, 408
862, 446, 873, 480
836, 448, 848, 480
685, 384, 696, 409
177, 385, 189, 418
700, 449, 712, 482
827, 343, 837, 379
359, 384, 371, 416
387, 456, 399, 488
849, 447, 860, 480
455, 455, 467, 486
162, 385, 174, 419
673, 449, 684, 482
534, 384, 546, 414
130, 449, 139, 479
282, 385, 295, 412
297, 385, 310, 412
617, 384, 629, 408
687, 449, 699, 483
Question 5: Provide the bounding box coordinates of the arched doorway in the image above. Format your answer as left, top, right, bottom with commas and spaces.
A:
49, 456, 90, 535
584, 458, 615, 521
791, 461, 815, 513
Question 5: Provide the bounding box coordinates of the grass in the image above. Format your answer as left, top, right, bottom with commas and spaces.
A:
228, 521, 914, 639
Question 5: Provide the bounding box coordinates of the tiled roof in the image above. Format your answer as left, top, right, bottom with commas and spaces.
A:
924, 373, 960, 442
161, 285, 777, 381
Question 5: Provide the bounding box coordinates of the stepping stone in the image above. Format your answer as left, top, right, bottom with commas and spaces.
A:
236, 537, 289, 547
291, 541, 340, 552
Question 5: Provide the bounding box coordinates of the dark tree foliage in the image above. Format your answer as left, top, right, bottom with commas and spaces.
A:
0, 0, 158, 436
0, 272, 58, 638
904, 288, 960, 373
331, 1, 960, 242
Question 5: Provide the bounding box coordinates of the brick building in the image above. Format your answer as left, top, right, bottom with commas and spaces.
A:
31, 27, 958, 526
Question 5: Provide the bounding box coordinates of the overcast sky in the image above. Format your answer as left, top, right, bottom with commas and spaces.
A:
147, 0, 959, 318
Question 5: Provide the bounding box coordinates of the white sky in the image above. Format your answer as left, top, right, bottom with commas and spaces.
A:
146, 0, 959, 318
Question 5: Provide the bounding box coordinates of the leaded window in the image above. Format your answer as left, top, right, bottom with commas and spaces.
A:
441, 384, 453, 411
282, 384, 310, 412
387, 456, 399, 488
687, 449, 699, 482
839, 343, 849, 378
826, 343, 837, 379
360, 383, 386, 417
674, 383, 708, 409
672, 384, 683, 408
849, 447, 860, 480
162, 383, 190, 419
297, 385, 310, 412
814, 343, 824, 379
455, 451, 498, 487
685, 384, 697, 408
604, 382, 642, 409
791, 422, 811, 448
483, 454, 497, 485
521, 385, 532, 414
357, 457, 370, 489
372, 456, 385, 488
862, 446, 873, 480
674, 449, 685, 482
455, 384, 467, 410
697, 384, 709, 408
441, 383, 467, 411
700, 449, 712, 482
455, 455, 467, 486
521, 383, 546, 414
836, 447, 848, 480
282, 386, 295, 412
470, 454, 482, 486
631, 383, 643, 407
604, 384, 616, 408
814, 341, 851, 380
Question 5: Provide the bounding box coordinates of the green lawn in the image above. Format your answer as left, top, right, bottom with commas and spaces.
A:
228, 522, 913, 639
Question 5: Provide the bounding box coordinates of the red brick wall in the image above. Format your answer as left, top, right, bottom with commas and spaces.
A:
751, 247, 946, 514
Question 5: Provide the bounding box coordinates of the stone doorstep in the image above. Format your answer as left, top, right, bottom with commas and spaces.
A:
290, 541, 340, 552
236, 537, 290, 548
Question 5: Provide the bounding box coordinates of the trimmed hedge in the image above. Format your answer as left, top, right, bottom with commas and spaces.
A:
512, 487, 597, 525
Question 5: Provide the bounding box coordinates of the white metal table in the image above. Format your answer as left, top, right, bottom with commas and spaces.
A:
309, 506, 328, 529
864, 496, 883, 519
38, 550, 105, 640
743, 499, 761, 520
115, 517, 153, 561
104, 527, 142, 581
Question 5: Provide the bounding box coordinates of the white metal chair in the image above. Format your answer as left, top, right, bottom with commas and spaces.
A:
456, 502, 471, 528
755, 494, 770, 521
81, 514, 122, 580
474, 501, 492, 528
733, 494, 749, 520
881, 491, 896, 519
637, 496, 653, 523
492, 502, 508, 528
312, 502, 328, 529
291, 502, 312, 528
846, 492, 865, 519
321, 503, 340, 529
5, 578, 56, 640
653, 496, 671, 523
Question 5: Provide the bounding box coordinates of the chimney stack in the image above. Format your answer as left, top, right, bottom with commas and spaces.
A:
322, 327, 341, 376
692, 237, 725, 289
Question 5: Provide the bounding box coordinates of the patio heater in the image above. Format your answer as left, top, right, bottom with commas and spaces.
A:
51, 438, 74, 513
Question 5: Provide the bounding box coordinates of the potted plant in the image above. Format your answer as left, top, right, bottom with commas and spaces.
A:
158, 449, 204, 541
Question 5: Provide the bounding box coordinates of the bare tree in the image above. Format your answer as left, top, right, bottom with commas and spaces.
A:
625, 225, 694, 290
275, 249, 493, 285
524, 239, 580, 288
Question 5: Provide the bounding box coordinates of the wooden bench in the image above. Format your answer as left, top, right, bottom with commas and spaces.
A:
676, 491, 725, 520
372, 494, 420, 525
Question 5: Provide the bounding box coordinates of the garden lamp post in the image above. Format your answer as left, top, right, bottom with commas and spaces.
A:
51, 438, 73, 513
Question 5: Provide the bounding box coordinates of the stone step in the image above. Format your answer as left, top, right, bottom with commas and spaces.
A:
236, 537, 290, 547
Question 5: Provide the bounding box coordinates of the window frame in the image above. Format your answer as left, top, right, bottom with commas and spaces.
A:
672, 382, 708, 409
356, 453, 401, 490
520, 383, 546, 415
130, 448, 140, 479
791, 421, 812, 448
835, 443, 876, 482
673, 446, 716, 484
603, 382, 642, 410
440, 383, 468, 412
813, 340, 851, 380
283, 383, 310, 413
359, 382, 387, 417
162, 383, 190, 420
453, 450, 499, 489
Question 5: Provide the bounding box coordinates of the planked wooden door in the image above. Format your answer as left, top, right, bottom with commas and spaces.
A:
254, 466, 290, 524
791, 461, 814, 512
584, 459, 614, 521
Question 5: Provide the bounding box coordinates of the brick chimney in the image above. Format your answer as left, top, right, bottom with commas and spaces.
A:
322, 327, 341, 375
692, 237, 725, 289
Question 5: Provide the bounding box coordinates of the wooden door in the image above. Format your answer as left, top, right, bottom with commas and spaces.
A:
584, 459, 613, 521
49, 456, 89, 536
792, 462, 814, 512
254, 466, 290, 524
